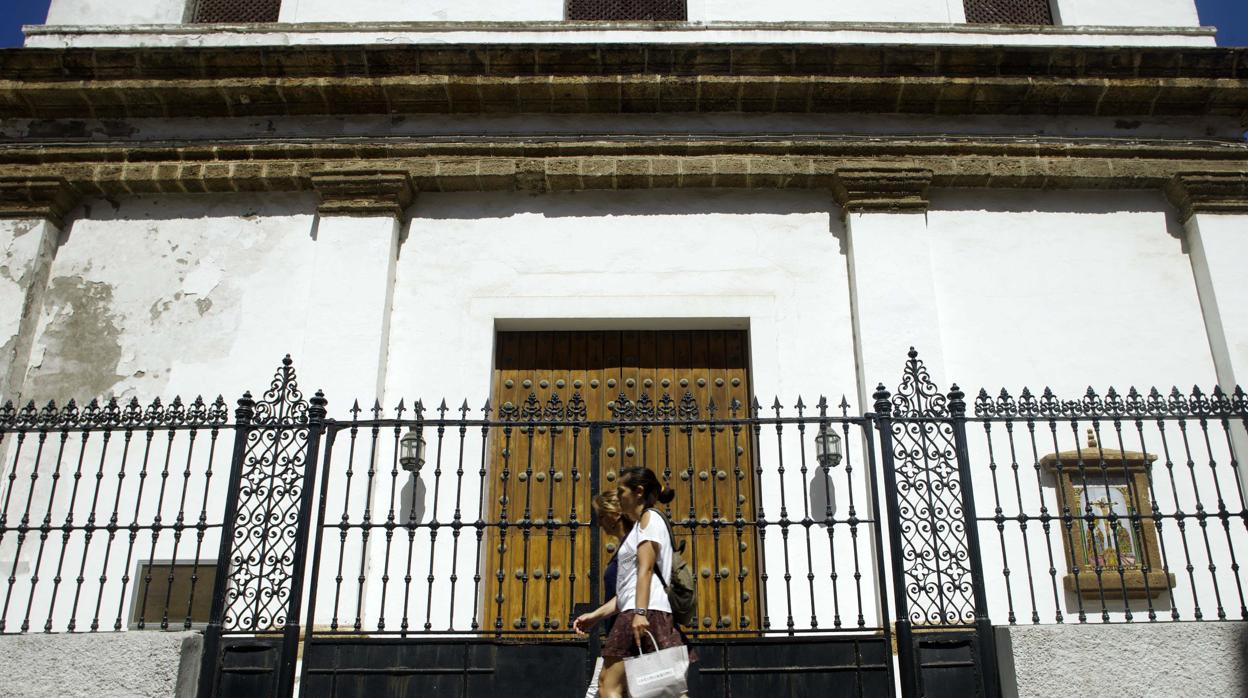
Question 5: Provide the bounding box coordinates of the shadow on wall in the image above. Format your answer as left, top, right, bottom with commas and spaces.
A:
411, 188, 835, 221
400, 474, 428, 525
929, 188, 1189, 248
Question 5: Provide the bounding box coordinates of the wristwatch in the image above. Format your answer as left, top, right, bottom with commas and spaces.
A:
635, 608, 648, 616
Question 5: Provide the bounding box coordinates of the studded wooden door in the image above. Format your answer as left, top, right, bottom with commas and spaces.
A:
486, 330, 760, 637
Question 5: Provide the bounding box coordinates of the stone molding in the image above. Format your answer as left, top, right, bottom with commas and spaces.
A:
310, 171, 415, 217
1165, 171, 1248, 221
0, 139, 1244, 205
1, 43, 1246, 121
0, 176, 79, 227
831, 167, 933, 212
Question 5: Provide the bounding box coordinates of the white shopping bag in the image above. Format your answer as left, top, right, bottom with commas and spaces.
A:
624, 631, 690, 698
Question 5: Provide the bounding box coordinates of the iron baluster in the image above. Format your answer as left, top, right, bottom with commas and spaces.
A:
947, 384, 1002, 698
425, 402, 448, 631
872, 382, 917, 697
196, 389, 254, 698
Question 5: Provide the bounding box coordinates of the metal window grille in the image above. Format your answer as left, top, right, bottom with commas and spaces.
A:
566, 0, 687, 21
963, 0, 1054, 25
191, 0, 281, 23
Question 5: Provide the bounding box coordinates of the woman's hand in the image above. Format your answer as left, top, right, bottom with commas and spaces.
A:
573, 612, 598, 636
631, 611, 651, 648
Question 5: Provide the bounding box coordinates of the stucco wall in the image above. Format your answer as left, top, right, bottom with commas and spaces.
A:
40, 0, 1203, 27
0, 630, 202, 698
1054, 0, 1201, 28
21, 192, 319, 405
998, 622, 1248, 697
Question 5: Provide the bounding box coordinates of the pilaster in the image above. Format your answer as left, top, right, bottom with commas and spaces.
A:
0, 177, 80, 229
310, 171, 415, 218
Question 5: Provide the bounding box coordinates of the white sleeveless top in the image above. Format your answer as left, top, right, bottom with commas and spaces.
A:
614, 508, 673, 613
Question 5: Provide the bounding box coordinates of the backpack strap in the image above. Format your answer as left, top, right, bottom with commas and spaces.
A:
643, 508, 675, 589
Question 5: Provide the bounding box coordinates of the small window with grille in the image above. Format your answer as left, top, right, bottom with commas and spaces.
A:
191, 0, 281, 23
129, 560, 218, 629
566, 0, 687, 21
962, 0, 1054, 25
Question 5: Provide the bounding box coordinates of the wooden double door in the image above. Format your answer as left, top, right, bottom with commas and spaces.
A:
485, 330, 760, 637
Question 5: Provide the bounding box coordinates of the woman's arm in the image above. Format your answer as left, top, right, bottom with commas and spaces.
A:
573, 596, 619, 635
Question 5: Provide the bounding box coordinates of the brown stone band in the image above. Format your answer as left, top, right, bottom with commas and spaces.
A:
1, 43, 1246, 120
0, 137, 1245, 220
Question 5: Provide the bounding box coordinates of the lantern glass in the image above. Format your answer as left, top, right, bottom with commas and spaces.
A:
815, 427, 842, 467
400, 429, 426, 472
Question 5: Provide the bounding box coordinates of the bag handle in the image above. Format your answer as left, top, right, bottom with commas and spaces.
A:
637, 630, 660, 654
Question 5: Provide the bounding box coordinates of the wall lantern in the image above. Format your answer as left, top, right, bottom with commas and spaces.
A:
399, 429, 426, 472
815, 426, 842, 468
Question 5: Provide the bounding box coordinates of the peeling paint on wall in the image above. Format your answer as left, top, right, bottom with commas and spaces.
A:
24, 275, 125, 401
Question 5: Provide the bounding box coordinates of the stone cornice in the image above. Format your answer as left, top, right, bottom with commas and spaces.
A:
1165, 171, 1248, 221
310, 171, 414, 217
0, 43, 1245, 121
0, 176, 79, 227
0, 137, 1244, 205
831, 168, 933, 212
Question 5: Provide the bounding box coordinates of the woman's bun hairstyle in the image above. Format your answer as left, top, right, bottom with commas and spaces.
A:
620, 467, 674, 506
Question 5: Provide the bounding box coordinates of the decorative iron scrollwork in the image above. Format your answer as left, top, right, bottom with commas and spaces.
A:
222, 355, 315, 633
972, 383, 1248, 419
0, 395, 228, 429
886, 348, 975, 626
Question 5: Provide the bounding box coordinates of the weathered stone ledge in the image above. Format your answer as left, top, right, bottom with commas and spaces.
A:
0, 137, 1244, 219
0, 43, 1245, 120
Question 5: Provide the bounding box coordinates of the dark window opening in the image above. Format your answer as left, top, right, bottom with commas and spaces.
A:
963, 0, 1054, 25
566, 0, 687, 21
130, 561, 218, 629
192, 0, 281, 23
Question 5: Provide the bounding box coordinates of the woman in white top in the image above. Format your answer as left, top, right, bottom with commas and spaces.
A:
573, 467, 690, 698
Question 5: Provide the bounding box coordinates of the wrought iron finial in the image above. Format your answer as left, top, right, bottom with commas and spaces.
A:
235, 391, 256, 424
309, 390, 328, 421
871, 383, 891, 417
947, 384, 965, 418
459, 399, 471, 420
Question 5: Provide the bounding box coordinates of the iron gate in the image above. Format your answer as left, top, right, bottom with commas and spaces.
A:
189, 350, 1005, 698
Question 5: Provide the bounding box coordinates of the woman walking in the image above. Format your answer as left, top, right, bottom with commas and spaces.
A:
580, 490, 633, 698
574, 467, 692, 698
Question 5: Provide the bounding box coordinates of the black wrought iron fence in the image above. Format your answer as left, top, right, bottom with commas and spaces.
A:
0, 395, 231, 634
2, 352, 1247, 698
969, 384, 1248, 625
299, 394, 890, 640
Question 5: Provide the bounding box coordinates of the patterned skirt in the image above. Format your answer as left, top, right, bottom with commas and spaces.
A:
600, 609, 697, 662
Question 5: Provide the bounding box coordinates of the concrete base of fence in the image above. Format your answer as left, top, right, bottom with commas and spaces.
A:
0, 630, 202, 698
996, 622, 1248, 698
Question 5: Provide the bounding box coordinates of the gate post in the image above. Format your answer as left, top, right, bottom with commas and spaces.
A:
870, 382, 919, 698
276, 389, 328, 697
946, 384, 1001, 698
875, 349, 1001, 698
197, 391, 256, 698
196, 357, 324, 698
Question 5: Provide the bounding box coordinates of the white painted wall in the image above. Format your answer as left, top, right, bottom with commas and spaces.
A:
1054, 0, 1201, 28
44, 0, 187, 26
347, 188, 867, 633
25, 24, 1216, 48
692, 0, 960, 23
21, 193, 321, 404
923, 189, 1227, 625
280, 0, 564, 23
40, 0, 1205, 27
